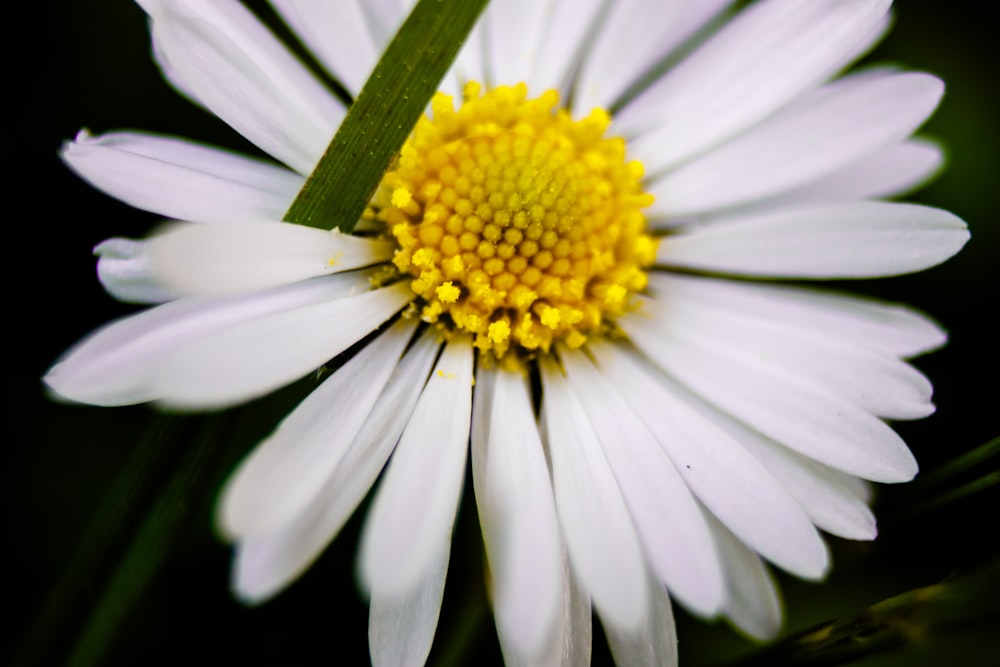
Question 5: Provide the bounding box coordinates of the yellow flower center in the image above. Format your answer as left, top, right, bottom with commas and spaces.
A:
373, 82, 656, 358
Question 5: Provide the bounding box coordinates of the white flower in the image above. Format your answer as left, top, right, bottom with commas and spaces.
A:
46, 0, 969, 665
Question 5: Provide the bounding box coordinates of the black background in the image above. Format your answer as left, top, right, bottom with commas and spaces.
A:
8, 1, 999, 665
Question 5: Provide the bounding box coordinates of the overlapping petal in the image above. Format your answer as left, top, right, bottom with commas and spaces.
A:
148, 221, 394, 295
471, 366, 564, 660
232, 327, 439, 602
644, 71, 944, 216
617, 0, 892, 167
539, 357, 649, 632
656, 201, 969, 278
139, 0, 345, 174
359, 337, 474, 597
94, 238, 176, 304
62, 130, 303, 223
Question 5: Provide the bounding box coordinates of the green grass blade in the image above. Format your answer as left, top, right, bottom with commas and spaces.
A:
283, 0, 491, 231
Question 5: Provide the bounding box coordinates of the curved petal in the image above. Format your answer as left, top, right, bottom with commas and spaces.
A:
62, 130, 303, 223
359, 337, 474, 598
644, 72, 944, 216
525, 0, 604, 100
94, 238, 176, 304
148, 221, 394, 295
44, 271, 376, 406
589, 341, 829, 580
561, 348, 725, 617
359, 0, 416, 48
603, 567, 678, 667
483, 0, 553, 90
369, 538, 449, 667
559, 548, 594, 667
577, 0, 737, 114
268, 0, 380, 96
620, 314, 919, 483
657, 201, 969, 278
640, 284, 936, 420
645, 272, 947, 358
506, 541, 593, 667
712, 422, 877, 541
572, 0, 686, 114
231, 328, 439, 603
441, 12, 487, 97
220, 318, 417, 540
472, 366, 564, 660
539, 357, 648, 633
139, 0, 345, 174
766, 139, 944, 206
154, 282, 412, 408
617, 0, 892, 167
708, 514, 783, 640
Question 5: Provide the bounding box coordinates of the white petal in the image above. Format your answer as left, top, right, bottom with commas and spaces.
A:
44, 271, 375, 406
268, 0, 379, 96
359, 337, 474, 597
62, 130, 304, 223
525, 0, 604, 100
484, 0, 552, 89
505, 541, 593, 667
638, 360, 877, 541
359, 0, 415, 48
155, 282, 412, 408
221, 318, 416, 540
472, 366, 564, 659
588, 341, 829, 580
708, 514, 783, 640
559, 550, 594, 667
94, 238, 176, 304
620, 314, 919, 483
140, 0, 345, 174
731, 436, 878, 542
642, 281, 936, 420
539, 357, 648, 632
148, 222, 394, 296
232, 329, 439, 602
576, 0, 736, 114
645, 272, 946, 358
644, 72, 944, 216
767, 139, 944, 206
574, 0, 685, 114
369, 538, 449, 667
617, 0, 891, 167
560, 348, 725, 617
444, 14, 487, 96
657, 201, 969, 278
603, 568, 678, 667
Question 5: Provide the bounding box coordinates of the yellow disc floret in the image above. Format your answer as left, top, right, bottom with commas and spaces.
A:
374, 82, 656, 358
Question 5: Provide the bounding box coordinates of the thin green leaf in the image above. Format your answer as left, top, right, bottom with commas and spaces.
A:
725, 559, 1000, 667
283, 0, 491, 231
908, 435, 1000, 494
882, 435, 1000, 520
14, 414, 184, 667
64, 413, 239, 667
896, 469, 1000, 518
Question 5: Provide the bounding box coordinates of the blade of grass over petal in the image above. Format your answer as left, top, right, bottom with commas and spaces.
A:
283, 0, 491, 231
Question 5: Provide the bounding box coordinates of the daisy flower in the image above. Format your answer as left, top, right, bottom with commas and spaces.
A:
46, 0, 969, 664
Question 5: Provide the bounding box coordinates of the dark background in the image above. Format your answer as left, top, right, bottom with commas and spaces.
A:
8, 1, 998, 665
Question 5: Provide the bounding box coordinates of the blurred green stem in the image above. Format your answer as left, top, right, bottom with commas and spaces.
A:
726, 559, 1000, 667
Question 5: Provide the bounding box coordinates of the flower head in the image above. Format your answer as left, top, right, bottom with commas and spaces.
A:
47, 0, 969, 664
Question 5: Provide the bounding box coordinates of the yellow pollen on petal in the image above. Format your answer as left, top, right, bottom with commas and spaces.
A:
373, 82, 657, 358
